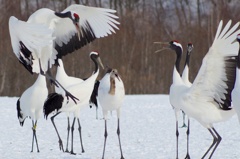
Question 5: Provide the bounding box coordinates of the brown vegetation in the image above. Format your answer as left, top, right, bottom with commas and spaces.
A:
1, 0, 240, 96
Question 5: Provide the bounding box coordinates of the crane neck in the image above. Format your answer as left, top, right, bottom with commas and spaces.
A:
35, 74, 46, 87
172, 48, 183, 84
184, 50, 191, 69
175, 48, 182, 75
109, 77, 116, 95
91, 56, 99, 74
55, 11, 71, 19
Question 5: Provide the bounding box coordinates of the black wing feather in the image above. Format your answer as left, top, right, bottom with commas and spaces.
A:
43, 93, 64, 119
55, 21, 96, 60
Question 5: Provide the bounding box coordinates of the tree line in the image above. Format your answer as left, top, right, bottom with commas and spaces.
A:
0, 0, 240, 96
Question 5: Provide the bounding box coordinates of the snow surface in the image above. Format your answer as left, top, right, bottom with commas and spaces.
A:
1, 95, 240, 159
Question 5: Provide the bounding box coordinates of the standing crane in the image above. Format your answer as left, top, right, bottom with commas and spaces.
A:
16, 75, 48, 152
96, 68, 125, 159
44, 51, 104, 154
156, 20, 240, 158
155, 41, 193, 158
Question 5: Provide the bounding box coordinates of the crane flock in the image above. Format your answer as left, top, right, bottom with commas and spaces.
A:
8, 3, 240, 159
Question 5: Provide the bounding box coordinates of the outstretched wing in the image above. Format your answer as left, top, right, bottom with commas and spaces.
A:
53, 4, 120, 58
189, 20, 240, 110
9, 16, 54, 74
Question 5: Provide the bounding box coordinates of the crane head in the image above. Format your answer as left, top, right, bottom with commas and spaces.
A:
187, 42, 194, 53
90, 51, 104, 69
154, 40, 183, 54
110, 69, 120, 81
71, 12, 81, 41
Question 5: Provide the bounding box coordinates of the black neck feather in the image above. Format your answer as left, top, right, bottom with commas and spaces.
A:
184, 50, 191, 68
91, 56, 99, 74
55, 11, 71, 19
175, 47, 182, 74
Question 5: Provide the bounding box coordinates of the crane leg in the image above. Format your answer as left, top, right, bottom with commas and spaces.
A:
102, 120, 108, 159
38, 59, 79, 104
31, 120, 40, 152
31, 120, 35, 153
65, 117, 70, 152
70, 117, 76, 155
185, 119, 190, 159
50, 112, 64, 152
176, 120, 179, 159
117, 118, 124, 159
208, 128, 221, 159
77, 118, 85, 153
201, 128, 219, 159
174, 110, 180, 159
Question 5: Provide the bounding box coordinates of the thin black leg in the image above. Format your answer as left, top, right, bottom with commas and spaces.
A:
208, 127, 222, 159
176, 120, 179, 159
38, 59, 78, 104
117, 118, 124, 159
34, 120, 40, 152
185, 119, 190, 159
70, 117, 76, 155
102, 120, 108, 159
77, 118, 85, 153
65, 117, 70, 152
31, 120, 35, 153
201, 128, 218, 159
50, 112, 64, 152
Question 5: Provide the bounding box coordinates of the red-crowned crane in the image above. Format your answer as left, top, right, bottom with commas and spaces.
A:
54, 58, 83, 153
54, 58, 98, 152
16, 74, 48, 152
181, 42, 194, 128
96, 68, 125, 159
156, 20, 240, 158
9, 4, 120, 103
155, 41, 193, 158
43, 51, 104, 154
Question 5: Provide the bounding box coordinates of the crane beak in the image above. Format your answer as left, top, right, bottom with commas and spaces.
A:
111, 69, 120, 81
154, 42, 170, 53
97, 57, 105, 69
232, 39, 238, 44
115, 74, 120, 81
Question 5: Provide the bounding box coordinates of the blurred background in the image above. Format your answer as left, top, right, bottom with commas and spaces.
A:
1, 0, 240, 96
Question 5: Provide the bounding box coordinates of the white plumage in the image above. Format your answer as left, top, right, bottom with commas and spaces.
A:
97, 68, 125, 159
54, 58, 84, 152
9, 16, 54, 74
98, 70, 125, 117
55, 59, 83, 94
169, 20, 239, 158
155, 41, 194, 158
17, 74, 48, 152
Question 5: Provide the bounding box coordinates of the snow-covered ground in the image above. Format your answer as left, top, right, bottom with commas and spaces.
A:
0, 95, 240, 159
